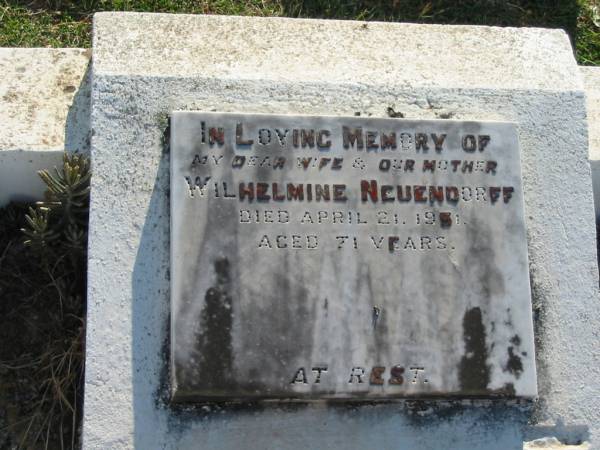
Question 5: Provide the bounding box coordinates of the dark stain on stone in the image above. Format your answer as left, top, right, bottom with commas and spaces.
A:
63, 85, 76, 93
505, 347, 523, 378
435, 111, 455, 119
504, 308, 513, 327
2, 90, 18, 102
161, 116, 171, 153
510, 334, 521, 346
494, 383, 516, 396
462, 217, 505, 300
386, 106, 404, 118
527, 258, 555, 420
196, 258, 233, 389
156, 312, 172, 408
458, 307, 490, 392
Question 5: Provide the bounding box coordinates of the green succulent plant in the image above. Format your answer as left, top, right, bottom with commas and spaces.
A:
22, 154, 91, 259
1, 153, 90, 450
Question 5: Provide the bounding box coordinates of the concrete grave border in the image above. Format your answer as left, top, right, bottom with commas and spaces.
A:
83, 13, 600, 449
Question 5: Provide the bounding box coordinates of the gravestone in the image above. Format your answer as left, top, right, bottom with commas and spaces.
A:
84, 13, 600, 449
170, 112, 536, 401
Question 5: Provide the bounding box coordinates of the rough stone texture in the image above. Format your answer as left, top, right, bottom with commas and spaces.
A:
170, 112, 537, 401
85, 13, 600, 449
93, 16, 576, 91
524, 437, 591, 449
0, 48, 90, 205
582, 66, 600, 219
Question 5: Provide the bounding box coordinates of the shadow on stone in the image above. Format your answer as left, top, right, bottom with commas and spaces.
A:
65, 54, 92, 156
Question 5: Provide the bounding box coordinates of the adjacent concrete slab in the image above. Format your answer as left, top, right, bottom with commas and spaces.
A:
170, 112, 536, 401
0, 48, 90, 205
85, 12, 600, 450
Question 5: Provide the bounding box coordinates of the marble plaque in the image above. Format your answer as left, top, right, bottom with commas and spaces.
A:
170, 112, 537, 402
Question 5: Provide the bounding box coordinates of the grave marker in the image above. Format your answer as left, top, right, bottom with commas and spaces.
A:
83, 13, 600, 449
170, 112, 536, 401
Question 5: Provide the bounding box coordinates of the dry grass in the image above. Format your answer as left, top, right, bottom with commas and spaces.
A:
0, 155, 89, 449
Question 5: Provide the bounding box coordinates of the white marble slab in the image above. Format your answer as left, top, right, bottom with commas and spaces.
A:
170, 111, 537, 401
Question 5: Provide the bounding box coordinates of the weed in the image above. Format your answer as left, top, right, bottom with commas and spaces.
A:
0, 153, 90, 449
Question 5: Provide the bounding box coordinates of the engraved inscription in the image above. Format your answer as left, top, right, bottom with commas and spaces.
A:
170, 112, 537, 402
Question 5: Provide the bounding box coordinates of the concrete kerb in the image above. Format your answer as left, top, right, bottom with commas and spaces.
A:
0, 48, 91, 206
84, 13, 600, 449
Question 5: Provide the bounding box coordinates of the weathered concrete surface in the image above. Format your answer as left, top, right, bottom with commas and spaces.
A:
92, 16, 576, 91
0, 48, 90, 205
524, 437, 590, 449
85, 13, 600, 449
582, 66, 600, 221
